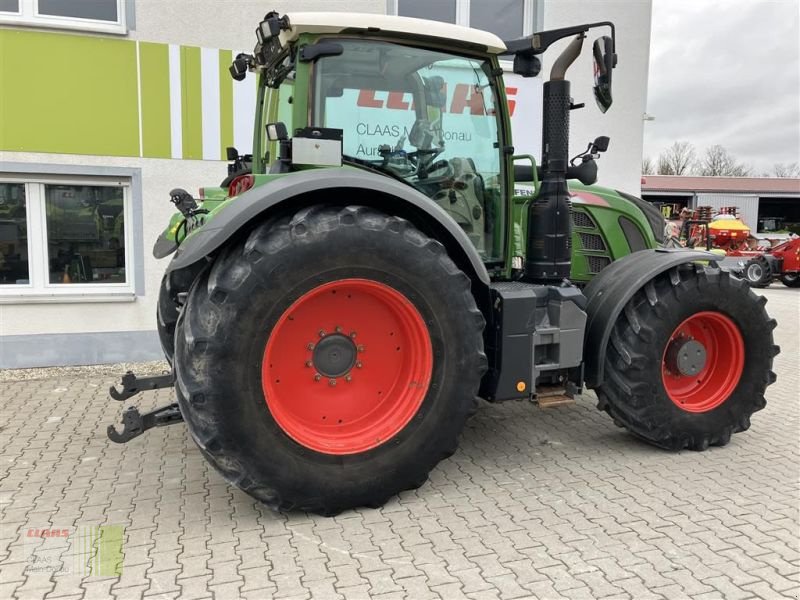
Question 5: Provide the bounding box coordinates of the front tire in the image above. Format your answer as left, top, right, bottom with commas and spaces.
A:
156, 275, 179, 365
780, 273, 800, 287
744, 256, 771, 287
595, 265, 778, 451
174, 206, 486, 514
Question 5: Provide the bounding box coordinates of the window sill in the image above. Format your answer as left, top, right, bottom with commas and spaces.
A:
0, 16, 128, 36
0, 293, 136, 304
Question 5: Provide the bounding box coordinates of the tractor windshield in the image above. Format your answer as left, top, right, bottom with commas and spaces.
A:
311, 39, 505, 262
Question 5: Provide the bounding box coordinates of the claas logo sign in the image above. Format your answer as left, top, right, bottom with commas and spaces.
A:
354, 86, 519, 117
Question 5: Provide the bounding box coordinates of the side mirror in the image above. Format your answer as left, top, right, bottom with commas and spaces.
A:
592, 36, 616, 113
591, 136, 610, 153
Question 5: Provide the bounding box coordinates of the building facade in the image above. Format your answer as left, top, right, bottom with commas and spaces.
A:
641, 175, 800, 234
0, 0, 652, 368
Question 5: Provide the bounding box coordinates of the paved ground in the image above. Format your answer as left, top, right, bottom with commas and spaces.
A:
1, 285, 798, 600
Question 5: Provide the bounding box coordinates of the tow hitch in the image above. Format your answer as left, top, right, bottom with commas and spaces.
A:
107, 371, 183, 443
109, 370, 175, 401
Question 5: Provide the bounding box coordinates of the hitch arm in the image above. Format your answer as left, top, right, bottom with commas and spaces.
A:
107, 403, 183, 444
109, 371, 174, 401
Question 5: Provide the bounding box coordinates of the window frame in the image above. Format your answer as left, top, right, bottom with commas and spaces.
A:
0, 0, 128, 35
387, 0, 540, 38
0, 165, 143, 303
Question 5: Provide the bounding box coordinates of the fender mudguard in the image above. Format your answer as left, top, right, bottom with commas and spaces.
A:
583, 248, 719, 388
763, 253, 782, 272
165, 168, 490, 285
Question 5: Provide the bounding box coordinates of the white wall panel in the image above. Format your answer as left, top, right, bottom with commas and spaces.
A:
695, 193, 759, 232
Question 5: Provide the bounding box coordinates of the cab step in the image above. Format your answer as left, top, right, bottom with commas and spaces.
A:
535, 386, 575, 408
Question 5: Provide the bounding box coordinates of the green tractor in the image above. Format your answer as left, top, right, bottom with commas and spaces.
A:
108, 12, 778, 515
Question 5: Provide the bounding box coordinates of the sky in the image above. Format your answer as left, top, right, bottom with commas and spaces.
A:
643, 0, 800, 174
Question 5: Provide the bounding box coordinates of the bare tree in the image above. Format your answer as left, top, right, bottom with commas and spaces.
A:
698, 145, 752, 177
657, 141, 696, 175
771, 162, 800, 177
642, 156, 655, 175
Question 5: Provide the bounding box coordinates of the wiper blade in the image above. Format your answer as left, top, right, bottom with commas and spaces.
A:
342, 155, 421, 191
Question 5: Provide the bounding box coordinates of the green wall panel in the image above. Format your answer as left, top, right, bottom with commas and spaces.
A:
180, 45, 202, 160
138, 42, 171, 158
219, 49, 233, 158
0, 29, 139, 156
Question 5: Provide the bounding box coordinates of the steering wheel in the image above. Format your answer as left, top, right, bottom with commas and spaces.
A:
406, 119, 445, 175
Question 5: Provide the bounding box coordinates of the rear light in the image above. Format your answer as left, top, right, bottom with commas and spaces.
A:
229, 175, 255, 197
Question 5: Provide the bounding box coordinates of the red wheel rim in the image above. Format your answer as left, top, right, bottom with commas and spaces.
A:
262, 279, 433, 454
661, 311, 744, 413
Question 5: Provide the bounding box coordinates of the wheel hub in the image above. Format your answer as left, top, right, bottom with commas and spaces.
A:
262, 278, 433, 455
665, 337, 706, 376
660, 311, 745, 413
312, 333, 357, 378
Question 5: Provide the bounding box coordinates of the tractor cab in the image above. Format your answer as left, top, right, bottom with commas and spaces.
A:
239, 13, 513, 263
227, 12, 617, 273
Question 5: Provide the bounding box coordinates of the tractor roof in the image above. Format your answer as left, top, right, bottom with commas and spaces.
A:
280, 12, 507, 54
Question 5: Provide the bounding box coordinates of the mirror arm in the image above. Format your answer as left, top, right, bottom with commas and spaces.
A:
502, 21, 615, 57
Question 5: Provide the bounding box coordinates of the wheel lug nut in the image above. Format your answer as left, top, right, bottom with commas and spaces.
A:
314, 374, 321, 381
305, 361, 313, 368
335, 326, 342, 333
350, 332, 357, 338
356, 362, 363, 369
345, 375, 352, 383
329, 379, 337, 387
307, 343, 315, 350
319, 330, 326, 337
357, 345, 365, 353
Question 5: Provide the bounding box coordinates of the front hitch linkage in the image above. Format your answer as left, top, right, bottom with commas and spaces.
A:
107, 370, 183, 443
109, 370, 175, 401
107, 403, 183, 444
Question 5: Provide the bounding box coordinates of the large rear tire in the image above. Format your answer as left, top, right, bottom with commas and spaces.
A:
174, 206, 486, 514
596, 265, 778, 451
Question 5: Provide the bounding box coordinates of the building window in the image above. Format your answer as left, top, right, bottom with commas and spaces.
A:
0, 183, 28, 286
0, 0, 127, 34
398, 0, 456, 24
390, 0, 539, 38
0, 176, 134, 297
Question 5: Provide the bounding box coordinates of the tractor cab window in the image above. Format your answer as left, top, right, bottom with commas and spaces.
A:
312, 39, 505, 262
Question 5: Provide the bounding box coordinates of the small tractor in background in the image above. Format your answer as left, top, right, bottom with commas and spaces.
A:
741, 236, 800, 288
107, 12, 778, 515
671, 206, 800, 288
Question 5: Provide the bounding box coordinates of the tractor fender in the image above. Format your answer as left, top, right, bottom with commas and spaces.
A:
165, 168, 490, 285
762, 253, 782, 272
583, 248, 719, 388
